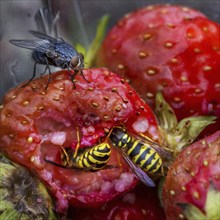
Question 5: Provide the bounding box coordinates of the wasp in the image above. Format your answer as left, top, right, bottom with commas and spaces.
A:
10, 31, 87, 89
108, 126, 171, 187
46, 143, 114, 171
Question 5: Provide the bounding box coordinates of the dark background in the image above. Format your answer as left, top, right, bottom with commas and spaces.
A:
0, 0, 219, 100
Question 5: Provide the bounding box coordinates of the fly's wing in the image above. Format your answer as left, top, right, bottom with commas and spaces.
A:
9, 39, 53, 53
29, 31, 65, 43
121, 152, 155, 187
35, 8, 60, 38
29, 31, 58, 42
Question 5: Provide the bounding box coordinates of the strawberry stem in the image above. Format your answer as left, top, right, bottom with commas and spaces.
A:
155, 92, 178, 131
75, 15, 110, 68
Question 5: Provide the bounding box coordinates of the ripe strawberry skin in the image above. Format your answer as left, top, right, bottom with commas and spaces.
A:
162, 131, 220, 220
0, 69, 160, 213
96, 5, 220, 135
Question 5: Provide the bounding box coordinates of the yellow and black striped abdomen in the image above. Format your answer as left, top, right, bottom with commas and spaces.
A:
76, 143, 111, 171
127, 140, 162, 174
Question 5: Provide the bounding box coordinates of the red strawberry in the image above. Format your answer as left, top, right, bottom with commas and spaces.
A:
96, 4, 220, 136
162, 131, 220, 220
68, 183, 166, 220
0, 68, 160, 214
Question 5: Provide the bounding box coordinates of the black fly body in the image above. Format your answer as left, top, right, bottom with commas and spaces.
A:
9, 9, 87, 89
10, 31, 86, 89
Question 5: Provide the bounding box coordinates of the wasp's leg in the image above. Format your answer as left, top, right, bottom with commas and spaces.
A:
102, 164, 118, 170
60, 146, 72, 167
21, 62, 37, 88
73, 125, 80, 159
117, 151, 123, 172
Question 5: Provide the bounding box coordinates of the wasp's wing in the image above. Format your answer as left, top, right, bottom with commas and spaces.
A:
150, 143, 173, 161
127, 129, 172, 160
9, 39, 53, 53
121, 152, 155, 187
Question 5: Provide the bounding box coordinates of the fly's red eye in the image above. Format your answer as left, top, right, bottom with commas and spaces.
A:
79, 53, 84, 60
70, 56, 79, 68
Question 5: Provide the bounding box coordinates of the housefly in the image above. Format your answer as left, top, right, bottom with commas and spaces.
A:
9, 31, 87, 89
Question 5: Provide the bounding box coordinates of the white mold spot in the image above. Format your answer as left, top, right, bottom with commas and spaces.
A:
148, 126, 159, 141
132, 117, 149, 133
101, 181, 113, 193
50, 132, 67, 145
114, 172, 135, 192
122, 192, 136, 204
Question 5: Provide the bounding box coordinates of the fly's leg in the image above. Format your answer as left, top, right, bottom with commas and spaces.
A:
69, 68, 77, 89
44, 57, 51, 90
21, 62, 37, 88
41, 65, 48, 76
80, 69, 90, 83
69, 69, 90, 89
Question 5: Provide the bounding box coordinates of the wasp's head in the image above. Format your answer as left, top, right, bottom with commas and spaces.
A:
70, 53, 84, 70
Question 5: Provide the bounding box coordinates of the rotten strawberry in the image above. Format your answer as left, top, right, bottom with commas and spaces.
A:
96, 4, 220, 135
0, 68, 160, 214
69, 183, 166, 220
162, 131, 220, 220
0, 154, 57, 219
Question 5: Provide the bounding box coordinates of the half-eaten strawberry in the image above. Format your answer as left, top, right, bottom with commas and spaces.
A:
0, 68, 160, 213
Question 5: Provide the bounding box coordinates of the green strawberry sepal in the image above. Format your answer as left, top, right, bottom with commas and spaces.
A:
155, 92, 217, 155
177, 184, 220, 220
